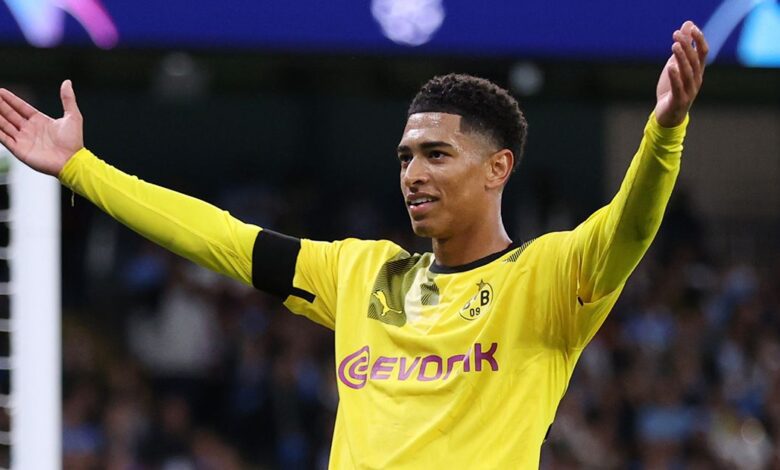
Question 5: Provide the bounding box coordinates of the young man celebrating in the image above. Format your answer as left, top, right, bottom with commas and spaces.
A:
0, 21, 708, 469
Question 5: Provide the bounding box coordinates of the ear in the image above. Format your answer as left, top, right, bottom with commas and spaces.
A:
484, 149, 514, 190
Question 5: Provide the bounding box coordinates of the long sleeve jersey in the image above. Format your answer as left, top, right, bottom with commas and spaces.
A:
59, 113, 687, 469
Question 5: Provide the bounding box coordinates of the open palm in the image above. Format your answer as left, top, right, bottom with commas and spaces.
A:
0, 80, 83, 177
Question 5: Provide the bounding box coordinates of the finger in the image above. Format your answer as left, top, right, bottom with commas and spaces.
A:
691, 25, 709, 65
0, 119, 17, 150
681, 20, 695, 36
60, 80, 81, 118
668, 63, 686, 100
0, 110, 19, 136
0, 128, 17, 155
0, 99, 25, 130
672, 40, 695, 94
675, 29, 701, 82
0, 88, 39, 119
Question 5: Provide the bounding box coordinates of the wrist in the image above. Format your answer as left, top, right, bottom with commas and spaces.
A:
654, 108, 688, 128
647, 112, 688, 146
57, 147, 89, 183
53, 149, 75, 175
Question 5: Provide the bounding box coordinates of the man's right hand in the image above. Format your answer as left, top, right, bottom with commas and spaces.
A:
0, 79, 84, 177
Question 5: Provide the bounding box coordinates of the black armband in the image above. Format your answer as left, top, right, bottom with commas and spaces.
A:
251, 230, 315, 302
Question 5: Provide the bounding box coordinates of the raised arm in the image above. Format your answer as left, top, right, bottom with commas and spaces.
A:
575, 20, 709, 304
0, 81, 260, 285
0, 81, 359, 329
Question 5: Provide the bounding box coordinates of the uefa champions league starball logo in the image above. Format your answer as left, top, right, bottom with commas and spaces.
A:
371, 0, 445, 46
3, 0, 118, 48
703, 0, 780, 66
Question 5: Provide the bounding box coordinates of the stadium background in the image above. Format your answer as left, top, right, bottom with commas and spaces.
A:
1, 1, 779, 468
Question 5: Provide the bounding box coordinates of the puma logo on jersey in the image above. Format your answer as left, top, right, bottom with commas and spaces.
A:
459, 280, 494, 321
373, 290, 402, 316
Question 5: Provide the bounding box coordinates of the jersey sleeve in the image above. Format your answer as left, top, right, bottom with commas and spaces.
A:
59, 149, 396, 332
283, 238, 402, 331
59, 148, 260, 285
282, 239, 341, 330
552, 113, 687, 348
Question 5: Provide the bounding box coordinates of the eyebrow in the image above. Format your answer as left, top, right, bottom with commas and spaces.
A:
396, 141, 455, 153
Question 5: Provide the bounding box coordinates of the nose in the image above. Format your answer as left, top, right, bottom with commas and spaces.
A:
402, 155, 428, 188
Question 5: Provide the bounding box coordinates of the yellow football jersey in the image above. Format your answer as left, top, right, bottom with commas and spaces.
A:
286, 236, 602, 468
59, 113, 688, 469
283, 114, 688, 468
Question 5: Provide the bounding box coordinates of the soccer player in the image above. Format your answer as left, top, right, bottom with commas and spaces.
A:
0, 21, 708, 469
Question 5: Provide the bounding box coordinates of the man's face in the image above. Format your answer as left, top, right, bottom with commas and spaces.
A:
397, 112, 495, 239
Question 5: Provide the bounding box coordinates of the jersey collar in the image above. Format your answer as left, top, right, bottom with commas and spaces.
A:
429, 242, 519, 274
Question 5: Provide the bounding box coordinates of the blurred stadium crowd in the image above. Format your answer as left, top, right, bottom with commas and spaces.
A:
59, 181, 780, 470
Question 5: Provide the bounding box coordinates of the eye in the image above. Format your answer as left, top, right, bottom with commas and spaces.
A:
398, 154, 412, 166
429, 150, 446, 160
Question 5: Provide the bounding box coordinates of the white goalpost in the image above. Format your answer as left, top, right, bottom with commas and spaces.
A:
7, 152, 61, 469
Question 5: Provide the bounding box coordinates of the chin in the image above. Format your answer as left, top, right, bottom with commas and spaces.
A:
411, 224, 432, 238
409, 220, 444, 239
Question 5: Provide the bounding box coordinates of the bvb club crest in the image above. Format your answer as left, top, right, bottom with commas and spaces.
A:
459, 280, 493, 321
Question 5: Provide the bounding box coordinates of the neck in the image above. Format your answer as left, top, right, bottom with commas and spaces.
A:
432, 215, 512, 268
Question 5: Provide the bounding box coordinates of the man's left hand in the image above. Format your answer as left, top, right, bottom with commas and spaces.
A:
654, 20, 709, 128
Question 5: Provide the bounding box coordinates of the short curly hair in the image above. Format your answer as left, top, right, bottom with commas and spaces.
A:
408, 73, 528, 172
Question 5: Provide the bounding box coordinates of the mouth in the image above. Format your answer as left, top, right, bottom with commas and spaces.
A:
406, 196, 438, 217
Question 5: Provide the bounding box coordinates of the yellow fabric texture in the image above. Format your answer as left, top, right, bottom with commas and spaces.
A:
59, 149, 260, 285
59, 113, 686, 469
